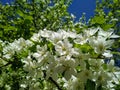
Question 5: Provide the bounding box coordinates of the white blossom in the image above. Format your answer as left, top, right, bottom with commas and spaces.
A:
1, 27, 119, 90
89, 36, 114, 54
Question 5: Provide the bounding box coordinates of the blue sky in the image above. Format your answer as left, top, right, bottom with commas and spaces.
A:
1, 0, 96, 21
68, 0, 96, 21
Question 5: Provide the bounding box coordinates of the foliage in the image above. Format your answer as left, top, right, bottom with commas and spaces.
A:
0, 0, 84, 42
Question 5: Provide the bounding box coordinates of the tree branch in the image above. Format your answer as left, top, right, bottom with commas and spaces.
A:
49, 77, 62, 90
0, 61, 12, 68
32, 0, 38, 30
43, 70, 62, 90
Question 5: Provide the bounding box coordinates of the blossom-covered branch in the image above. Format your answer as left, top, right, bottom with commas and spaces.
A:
0, 27, 119, 90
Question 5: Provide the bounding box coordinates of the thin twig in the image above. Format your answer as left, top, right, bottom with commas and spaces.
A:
0, 62, 12, 68
43, 70, 62, 90
49, 77, 62, 90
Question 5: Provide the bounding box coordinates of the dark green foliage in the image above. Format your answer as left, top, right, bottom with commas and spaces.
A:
85, 79, 95, 90
114, 84, 120, 90
97, 84, 102, 90
0, 0, 74, 42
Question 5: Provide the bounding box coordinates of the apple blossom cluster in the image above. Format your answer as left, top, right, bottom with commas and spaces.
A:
0, 27, 120, 90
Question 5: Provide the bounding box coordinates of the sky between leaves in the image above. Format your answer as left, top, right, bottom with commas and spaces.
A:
1, 0, 96, 21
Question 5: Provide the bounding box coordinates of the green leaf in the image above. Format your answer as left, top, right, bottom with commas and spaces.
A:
16, 10, 24, 17
114, 84, 120, 90
24, 15, 33, 20
85, 79, 95, 90
116, 10, 120, 13
113, 0, 118, 3
97, 85, 103, 90
91, 15, 105, 25
4, 26, 17, 31
102, 24, 114, 30
0, 31, 3, 37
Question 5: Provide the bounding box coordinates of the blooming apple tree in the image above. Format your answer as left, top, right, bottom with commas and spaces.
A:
0, 27, 120, 90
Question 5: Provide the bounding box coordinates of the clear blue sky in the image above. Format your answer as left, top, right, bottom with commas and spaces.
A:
68, 0, 96, 21
1, 0, 96, 21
